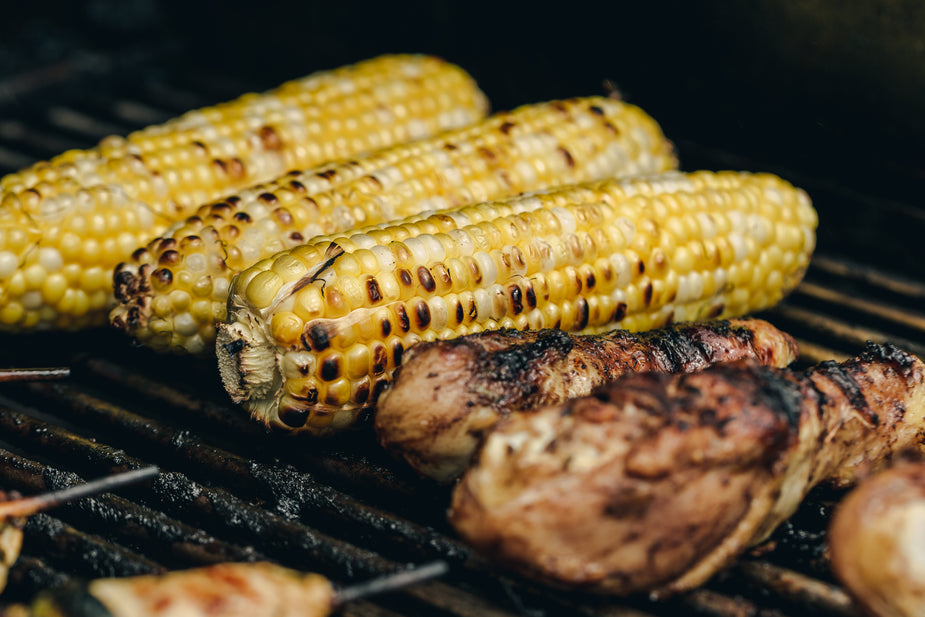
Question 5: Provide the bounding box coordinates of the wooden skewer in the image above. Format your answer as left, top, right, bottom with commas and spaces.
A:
0, 367, 70, 382
0, 466, 159, 519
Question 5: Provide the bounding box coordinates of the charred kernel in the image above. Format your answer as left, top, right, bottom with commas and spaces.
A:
603, 121, 620, 135
414, 300, 431, 329
289, 232, 304, 242
157, 238, 178, 252
257, 125, 282, 150
398, 269, 413, 287
433, 263, 452, 288
454, 299, 464, 324
152, 268, 173, 287
366, 276, 382, 303
443, 142, 458, 151
509, 285, 523, 314
559, 146, 575, 168
131, 247, 148, 261
612, 302, 628, 321
576, 297, 590, 329
371, 378, 390, 402
525, 284, 537, 309
371, 343, 388, 374
158, 250, 181, 266
279, 406, 309, 428
304, 322, 333, 351
227, 158, 245, 179
354, 381, 371, 404
395, 304, 410, 332
259, 192, 279, 205
317, 169, 337, 180
499, 121, 516, 135
233, 211, 253, 223
320, 355, 341, 381
478, 146, 496, 161
585, 271, 596, 289
417, 266, 436, 293
365, 174, 383, 189
273, 208, 293, 226
643, 282, 654, 306
380, 317, 392, 337
289, 179, 307, 193
391, 340, 404, 366
589, 105, 605, 116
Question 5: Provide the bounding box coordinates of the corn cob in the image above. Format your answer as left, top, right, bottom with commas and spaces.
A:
0, 54, 488, 331
216, 170, 818, 434
111, 96, 678, 354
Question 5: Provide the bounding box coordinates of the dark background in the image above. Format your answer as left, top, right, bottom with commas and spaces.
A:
2, 0, 924, 272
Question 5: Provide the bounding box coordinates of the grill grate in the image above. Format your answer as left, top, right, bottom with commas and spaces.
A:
0, 48, 921, 617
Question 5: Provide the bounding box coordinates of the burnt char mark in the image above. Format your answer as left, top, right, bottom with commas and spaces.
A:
499, 121, 516, 135
279, 407, 309, 428
575, 298, 590, 330
258, 125, 282, 151
395, 305, 410, 332
731, 364, 804, 429
366, 277, 382, 303
303, 323, 334, 352
486, 328, 574, 382
861, 341, 921, 374
638, 325, 707, 373
813, 360, 870, 415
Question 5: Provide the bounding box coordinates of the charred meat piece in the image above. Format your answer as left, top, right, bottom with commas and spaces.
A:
375, 318, 799, 482
449, 342, 925, 598
830, 460, 925, 617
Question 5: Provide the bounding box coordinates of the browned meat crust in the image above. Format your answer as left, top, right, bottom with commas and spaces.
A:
830, 460, 925, 617
449, 342, 925, 598
375, 318, 799, 482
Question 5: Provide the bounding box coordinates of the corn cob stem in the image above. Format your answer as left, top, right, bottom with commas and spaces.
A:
0, 54, 488, 331
110, 96, 677, 355
216, 170, 818, 434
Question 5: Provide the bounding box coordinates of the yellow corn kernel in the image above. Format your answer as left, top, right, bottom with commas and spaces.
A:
216, 170, 817, 435
111, 95, 679, 355
2, 54, 489, 331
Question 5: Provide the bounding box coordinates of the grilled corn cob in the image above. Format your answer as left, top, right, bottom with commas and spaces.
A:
216, 170, 817, 434
111, 96, 677, 354
0, 54, 488, 331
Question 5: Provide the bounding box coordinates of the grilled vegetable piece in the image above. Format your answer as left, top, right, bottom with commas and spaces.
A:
216, 170, 817, 434
829, 460, 925, 617
110, 96, 677, 355
5, 561, 448, 617
0, 54, 489, 331
375, 318, 799, 482
449, 343, 925, 598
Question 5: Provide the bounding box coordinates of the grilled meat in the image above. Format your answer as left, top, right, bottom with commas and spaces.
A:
0, 492, 24, 594
375, 318, 799, 482
829, 460, 925, 617
449, 342, 925, 598
3, 561, 447, 617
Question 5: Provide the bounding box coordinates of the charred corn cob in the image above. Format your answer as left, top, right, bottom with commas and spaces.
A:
216, 170, 817, 434
0, 54, 488, 331
111, 96, 677, 354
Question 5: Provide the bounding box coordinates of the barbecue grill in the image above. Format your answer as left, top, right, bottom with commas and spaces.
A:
1, 1, 923, 615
